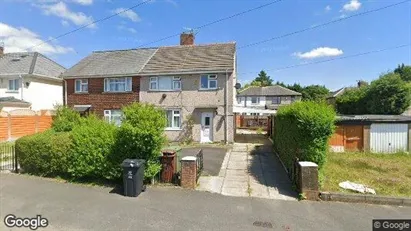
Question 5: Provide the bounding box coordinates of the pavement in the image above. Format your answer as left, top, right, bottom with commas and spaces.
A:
181, 147, 227, 176
198, 133, 296, 200
1, 173, 410, 231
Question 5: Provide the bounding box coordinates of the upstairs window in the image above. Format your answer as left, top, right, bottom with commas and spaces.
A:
200, 75, 217, 90
271, 97, 281, 104
8, 79, 19, 91
104, 77, 132, 92
251, 97, 260, 104
75, 79, 88, 93
149, 76, 181, 91
104, 110, 123, 126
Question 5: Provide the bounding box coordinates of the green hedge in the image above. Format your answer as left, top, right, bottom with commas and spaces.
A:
16, 130, 72, 177
68, 115, 118, 180
17, 103, 167, 182
273, 101, 335, 170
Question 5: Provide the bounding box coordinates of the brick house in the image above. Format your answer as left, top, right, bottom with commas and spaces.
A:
62, 33, 236, 143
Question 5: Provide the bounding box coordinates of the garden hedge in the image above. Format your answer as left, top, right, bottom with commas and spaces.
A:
16, 130, 72, 177
273, 101, 335, 170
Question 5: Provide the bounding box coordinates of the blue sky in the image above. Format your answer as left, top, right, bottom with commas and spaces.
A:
0, 0, 410, 90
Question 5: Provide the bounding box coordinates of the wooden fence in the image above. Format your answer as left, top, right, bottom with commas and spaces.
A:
0, 109, 54, 142
235, 114, 269, 130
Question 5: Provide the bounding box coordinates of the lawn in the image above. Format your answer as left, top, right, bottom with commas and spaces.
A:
320, 152, 411, 197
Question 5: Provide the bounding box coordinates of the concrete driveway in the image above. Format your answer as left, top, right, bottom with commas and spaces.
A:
181, 147, 227, 176
1, 173, 410, 231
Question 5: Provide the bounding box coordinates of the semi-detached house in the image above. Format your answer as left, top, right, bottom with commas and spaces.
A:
62, 33, 236, 143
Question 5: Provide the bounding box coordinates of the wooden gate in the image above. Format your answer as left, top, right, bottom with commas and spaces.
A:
329, 125, 363, 152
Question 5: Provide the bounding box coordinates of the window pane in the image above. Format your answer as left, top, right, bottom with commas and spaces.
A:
166, 110, 173, 127
173, 81, 181, 90
205, 117, 210, 126
150, 82, 157, 89
209, 80, 217, 89
75, 80, 80, 91
251, 97, 257, 103
126, 77, 132, 91
159, 77, 172, 90
173, 116, 180, 128
200, 76, 208, 89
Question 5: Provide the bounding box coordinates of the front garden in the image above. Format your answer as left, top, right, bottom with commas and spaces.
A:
15, 103, 166, 184
320, 152, 411, 197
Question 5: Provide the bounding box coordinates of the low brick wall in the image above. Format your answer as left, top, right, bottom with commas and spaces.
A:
0, 109, 54, 141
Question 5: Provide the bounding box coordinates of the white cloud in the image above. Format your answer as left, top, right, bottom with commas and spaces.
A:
113, 8, 141, 22
71, 0, 93, 5
342, 0, 361, 12
325, 5, 331, 12
294, 47, 343, 59
61, 20, 69, 27
117, 25, 137, 34
0, 22, 74, 55
39, 2, 95, 28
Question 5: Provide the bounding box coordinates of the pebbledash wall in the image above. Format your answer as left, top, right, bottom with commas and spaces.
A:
65, 77, 140, 116
0, 109, 54, 141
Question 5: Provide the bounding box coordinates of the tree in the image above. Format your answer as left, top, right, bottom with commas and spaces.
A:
336, 87, 369, 114
301, 85, 329, 102
394, 63, 411, 82
251, 70, 273, 87
366, 72, 411, 114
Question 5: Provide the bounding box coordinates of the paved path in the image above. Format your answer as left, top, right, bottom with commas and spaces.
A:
198, 134, 296, 200
1, 173, 410, 231
221, 142, 296, 200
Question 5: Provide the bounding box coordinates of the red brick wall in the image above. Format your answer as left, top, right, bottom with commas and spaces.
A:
66, 77, 140, 116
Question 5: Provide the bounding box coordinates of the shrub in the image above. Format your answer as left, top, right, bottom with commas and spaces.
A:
68, 115, 118, 180
273, 101, 335, 170
112, 103, 167, 179
52, 106, 81, 132
16, 130, 72, 177
336, 86, 369, 114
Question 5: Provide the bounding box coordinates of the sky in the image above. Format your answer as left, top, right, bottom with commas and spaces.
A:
0, 0, 410, 90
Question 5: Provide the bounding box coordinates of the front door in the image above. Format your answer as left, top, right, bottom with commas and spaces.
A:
201, 112, 213, 143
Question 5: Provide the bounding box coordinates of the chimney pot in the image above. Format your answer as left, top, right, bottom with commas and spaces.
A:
180, 33, 195, 46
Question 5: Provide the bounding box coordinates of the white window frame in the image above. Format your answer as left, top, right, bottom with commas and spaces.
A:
104, 110, 123, 126
104, 77, 132, 92
75, 79, 88, 93
165, 109, 181, 130
8, 79, 19, 91
200, 74, 218, 90
251, 97, 260, 104
149, 76, 181, 91
271, 96, 281, 104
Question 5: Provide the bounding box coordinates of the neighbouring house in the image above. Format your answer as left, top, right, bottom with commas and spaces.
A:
0, 46, 65, 111
235, 85, 302, 115
326, 81, 368, 106
329, 115, 411, 153
63, 33, 236, 143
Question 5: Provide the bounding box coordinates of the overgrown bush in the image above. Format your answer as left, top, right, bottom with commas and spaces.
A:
273, 101, 335, 170
336, 87, 369, 114
112, 103, 167, 179
16, 130, 72, 177
52, 106, 81, 132
68, 115, 118, 180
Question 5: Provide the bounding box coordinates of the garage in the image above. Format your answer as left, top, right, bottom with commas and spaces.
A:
370, 124, 408, 153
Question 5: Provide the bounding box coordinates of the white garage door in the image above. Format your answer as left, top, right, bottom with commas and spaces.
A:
370, 124, 408, 153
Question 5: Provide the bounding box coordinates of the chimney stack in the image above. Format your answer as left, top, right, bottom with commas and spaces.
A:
180, 32, 195, 46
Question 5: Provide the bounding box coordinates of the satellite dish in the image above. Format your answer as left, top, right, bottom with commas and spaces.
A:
235, 83, 242, 89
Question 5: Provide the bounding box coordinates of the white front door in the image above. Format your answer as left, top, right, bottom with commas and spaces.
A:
201, 112, 213, 143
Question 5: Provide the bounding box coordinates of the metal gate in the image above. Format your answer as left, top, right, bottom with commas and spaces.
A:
0, 142, 18, 172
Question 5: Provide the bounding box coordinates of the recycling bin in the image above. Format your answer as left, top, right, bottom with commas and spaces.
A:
160, 146, 182, 183
121, 159, 146, 197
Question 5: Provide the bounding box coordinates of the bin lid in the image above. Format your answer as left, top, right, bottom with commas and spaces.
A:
121, 159, 145, 168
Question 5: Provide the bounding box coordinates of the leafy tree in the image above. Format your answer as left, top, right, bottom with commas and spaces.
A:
301, 85, 329, 102
366, 72, 411, 114
251, 70, 273, 87
336, 87, 369, 114
288, 83, 304, 93
394, 63, 411, 82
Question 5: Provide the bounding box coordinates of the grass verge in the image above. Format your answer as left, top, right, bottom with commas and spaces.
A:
320, 152, 411, 197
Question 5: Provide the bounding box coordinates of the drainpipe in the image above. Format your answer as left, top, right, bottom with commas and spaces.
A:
225, 69, 229, 144
63, 79, 67, 106
19, 74, 23, 101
